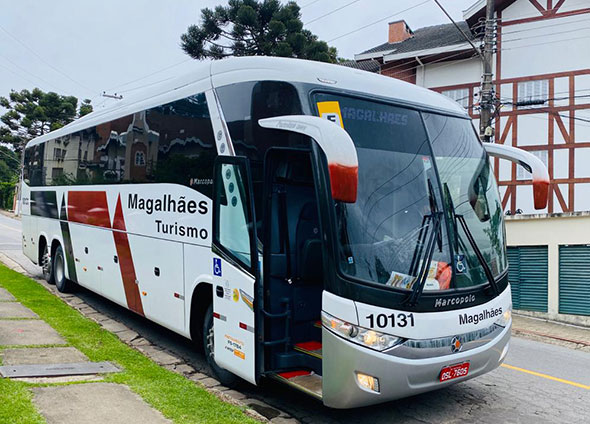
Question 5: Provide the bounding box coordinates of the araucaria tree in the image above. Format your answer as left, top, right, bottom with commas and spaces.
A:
0, 88, 93, 154
180, 0, 338, 63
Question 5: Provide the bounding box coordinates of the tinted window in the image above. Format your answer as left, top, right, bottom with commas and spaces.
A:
217, 81, 309, 217
22, 93, 217, 197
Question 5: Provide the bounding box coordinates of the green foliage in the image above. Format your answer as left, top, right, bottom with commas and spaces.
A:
0, 146, 19, 209
79, 98, 93, 117
0, 265, 258, 424
0, 88, 93, 153
181, 0, 338, 63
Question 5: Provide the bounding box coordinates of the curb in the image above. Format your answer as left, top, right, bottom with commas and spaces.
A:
0, 254, 297, 423
512, 328, 590, 347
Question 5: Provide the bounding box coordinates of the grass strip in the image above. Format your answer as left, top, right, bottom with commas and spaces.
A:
0, 265, 257, 424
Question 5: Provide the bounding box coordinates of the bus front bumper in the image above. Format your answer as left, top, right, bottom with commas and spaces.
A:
321, 322, 511, 409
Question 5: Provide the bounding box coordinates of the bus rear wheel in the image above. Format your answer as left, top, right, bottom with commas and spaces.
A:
203, 304, 239, 387
53, 245, 74, 293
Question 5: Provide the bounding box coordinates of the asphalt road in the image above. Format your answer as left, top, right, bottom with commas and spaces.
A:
1, 212, 589, 423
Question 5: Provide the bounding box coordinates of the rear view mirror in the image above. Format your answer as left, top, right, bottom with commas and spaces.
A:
258, 115, 358, 203
484, 143, 549, 209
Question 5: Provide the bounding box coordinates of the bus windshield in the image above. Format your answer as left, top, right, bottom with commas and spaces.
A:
313, 93, 507, 293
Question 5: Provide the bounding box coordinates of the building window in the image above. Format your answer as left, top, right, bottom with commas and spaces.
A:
517, 150, 547, 180
53, 148, 64, 161
441, 88, 470, 108
517, 80, 548, 109
51, 168, 64, 179
135, 151, 145, 166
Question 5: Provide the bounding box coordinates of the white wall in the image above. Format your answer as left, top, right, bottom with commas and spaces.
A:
501, 14, 590, 79
422, 57, 482, 88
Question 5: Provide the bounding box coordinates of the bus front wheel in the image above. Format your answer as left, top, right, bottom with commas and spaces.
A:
53, 245, 74, 293
203, 304, 239, 387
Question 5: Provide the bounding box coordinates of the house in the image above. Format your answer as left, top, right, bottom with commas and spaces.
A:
353, 0, 590, 324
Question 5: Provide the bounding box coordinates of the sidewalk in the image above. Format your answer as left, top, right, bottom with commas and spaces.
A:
512, 313, 590, 351
0, 287, 171, 424
0, 264, 264, 424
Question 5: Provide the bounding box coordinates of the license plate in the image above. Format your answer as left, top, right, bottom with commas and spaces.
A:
439, 362, 470, 382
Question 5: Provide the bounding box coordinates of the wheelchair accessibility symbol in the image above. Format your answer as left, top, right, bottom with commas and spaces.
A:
455, 254, 466, 274
213, 258, 222, 277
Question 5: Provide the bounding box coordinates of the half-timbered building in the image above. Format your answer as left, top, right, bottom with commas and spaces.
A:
352, 0, 590, 323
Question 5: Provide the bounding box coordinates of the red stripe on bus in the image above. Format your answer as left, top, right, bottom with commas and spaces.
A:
67, 191, 111, 228
112, 194, 144, 316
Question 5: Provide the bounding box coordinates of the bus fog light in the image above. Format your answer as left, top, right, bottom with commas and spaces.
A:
356, 372, 380, 393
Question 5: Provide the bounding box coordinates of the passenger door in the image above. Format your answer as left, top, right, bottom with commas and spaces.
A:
211, 156, 259, 384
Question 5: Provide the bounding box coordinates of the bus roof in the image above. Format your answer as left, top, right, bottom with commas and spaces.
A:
25, 56, 466, 149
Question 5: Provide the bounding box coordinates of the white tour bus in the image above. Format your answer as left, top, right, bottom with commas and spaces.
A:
20, 57, 549, 408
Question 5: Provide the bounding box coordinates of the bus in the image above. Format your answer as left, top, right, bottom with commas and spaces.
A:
20, 56, 549, 408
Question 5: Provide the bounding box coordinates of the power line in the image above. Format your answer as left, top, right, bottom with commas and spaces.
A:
0, 148, 21, 166
327, 1, 430, 42
300, 0, 322, 9
104, 59, 192, 92
501, 15, 590, 36
304, 0, 361, 25
0, 52, 63, 93
0, 61, 44, 90
0, 23, 96, 96
432, 0, 483, 60
502, 25, 590, 44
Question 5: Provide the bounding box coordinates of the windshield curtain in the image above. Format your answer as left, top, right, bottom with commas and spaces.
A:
313, 93, 453, 292
313, 92, 507, 293
423, 113, 507, 288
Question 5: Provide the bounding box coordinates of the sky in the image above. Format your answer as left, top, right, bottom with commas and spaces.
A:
0, 0, 476, 111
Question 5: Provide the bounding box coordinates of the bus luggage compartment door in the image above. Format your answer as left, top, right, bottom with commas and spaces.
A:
211, 156, 259, 385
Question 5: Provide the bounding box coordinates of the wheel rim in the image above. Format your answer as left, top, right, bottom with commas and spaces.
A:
206, 325, 215, 360
42, 247, 51, 277
55, 253, 64, 284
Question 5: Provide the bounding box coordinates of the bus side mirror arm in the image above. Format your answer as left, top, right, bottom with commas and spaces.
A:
258, 115, 358, 203
484, 143, 549, 209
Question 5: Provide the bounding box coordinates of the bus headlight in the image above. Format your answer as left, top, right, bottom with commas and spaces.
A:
321, 311, 401, 351
495, 305, 512, 328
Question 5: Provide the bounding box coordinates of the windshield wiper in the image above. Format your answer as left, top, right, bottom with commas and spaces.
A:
443, 183, 499, 295
455, 215, 499, 295
407, 180, 442, 306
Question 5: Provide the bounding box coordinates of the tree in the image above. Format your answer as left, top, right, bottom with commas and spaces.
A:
0, 145, 19, 209
181, 0, 338, 63
0, 88, 93, 153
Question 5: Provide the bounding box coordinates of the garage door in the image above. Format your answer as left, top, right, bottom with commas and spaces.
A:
559, 245, 590, 316
506, 246, 548, 312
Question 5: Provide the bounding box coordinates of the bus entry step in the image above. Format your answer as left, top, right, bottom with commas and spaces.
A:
271, 370, 322, 399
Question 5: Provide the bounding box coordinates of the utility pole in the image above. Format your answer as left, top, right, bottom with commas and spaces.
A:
479, 0, 496, 142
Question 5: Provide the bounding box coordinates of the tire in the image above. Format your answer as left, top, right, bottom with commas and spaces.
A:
41, 243, 55, 284
203, 304, 240, 387
53, 245, 74, 293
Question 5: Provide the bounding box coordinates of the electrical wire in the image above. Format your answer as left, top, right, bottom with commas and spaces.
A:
0, 23, 96, 96
304, 0, 361, 25
0, 52, 63, 93
327, 1, 430, 42
0, 148, 21, 166
104, 59, 192, 93
300, 0, 322, 9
